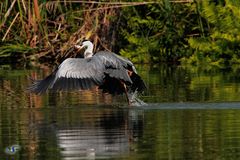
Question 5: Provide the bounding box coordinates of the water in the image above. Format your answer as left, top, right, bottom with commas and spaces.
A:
1, 64, 240, 159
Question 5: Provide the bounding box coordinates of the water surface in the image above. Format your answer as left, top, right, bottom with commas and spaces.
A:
1, 64, 240, 159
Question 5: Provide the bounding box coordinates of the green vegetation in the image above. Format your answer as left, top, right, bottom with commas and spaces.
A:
0, 0, 240, 65
120, 1, 199, 63
184, 0, 240, 66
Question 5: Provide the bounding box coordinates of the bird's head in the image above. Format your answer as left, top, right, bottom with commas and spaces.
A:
75, 40, 94, 58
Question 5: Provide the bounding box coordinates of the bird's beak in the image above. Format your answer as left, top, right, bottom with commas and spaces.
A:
74, 44, 84, 50
74, 44, 85, 57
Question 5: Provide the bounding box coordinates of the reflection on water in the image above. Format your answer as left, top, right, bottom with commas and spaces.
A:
2, 105, 240, 159
1, 64, 240, 159
56, 109, 143, 159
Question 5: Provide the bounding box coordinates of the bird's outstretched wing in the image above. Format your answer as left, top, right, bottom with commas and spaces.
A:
28, 58, 105, 94
94, 51, 134, 83
28, 51, 139, 95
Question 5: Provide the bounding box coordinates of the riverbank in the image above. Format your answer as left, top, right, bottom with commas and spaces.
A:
0, 0, 240, 65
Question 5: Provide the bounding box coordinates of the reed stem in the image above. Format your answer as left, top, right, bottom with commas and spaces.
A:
2, 12, 20, 41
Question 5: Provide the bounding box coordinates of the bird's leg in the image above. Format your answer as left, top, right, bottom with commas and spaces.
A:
121, 81, 130, 105
124, 84, 130, 106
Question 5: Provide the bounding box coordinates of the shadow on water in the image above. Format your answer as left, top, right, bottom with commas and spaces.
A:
1, 64, 240, 159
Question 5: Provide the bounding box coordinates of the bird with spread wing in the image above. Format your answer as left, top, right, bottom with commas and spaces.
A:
28, 40, 146, 105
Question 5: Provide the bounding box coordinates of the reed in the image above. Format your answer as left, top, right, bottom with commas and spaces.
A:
1, 1, 169, 63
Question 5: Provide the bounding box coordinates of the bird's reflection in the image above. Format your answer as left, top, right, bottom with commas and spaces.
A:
56, 109, 144, 159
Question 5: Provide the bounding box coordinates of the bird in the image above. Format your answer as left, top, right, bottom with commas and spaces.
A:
28, 40, 146, 105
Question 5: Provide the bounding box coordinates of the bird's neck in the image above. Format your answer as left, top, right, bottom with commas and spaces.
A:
84, 44, 93, 58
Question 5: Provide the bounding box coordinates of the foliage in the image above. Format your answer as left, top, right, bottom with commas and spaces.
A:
0, 43, 36, 59
0, 0, 240, 65
184, 0, 240, 65
119, 0, 204, 63
120, 0, 240, 65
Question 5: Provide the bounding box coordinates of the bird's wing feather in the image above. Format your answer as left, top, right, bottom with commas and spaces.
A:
28, 57, 105, 94
95, 51, 133, 83
56, 58, 104, 82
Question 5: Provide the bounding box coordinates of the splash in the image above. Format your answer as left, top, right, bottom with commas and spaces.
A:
129, 91, 147, 106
